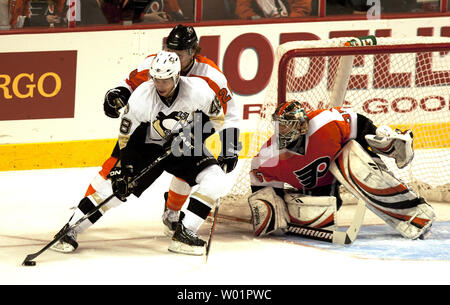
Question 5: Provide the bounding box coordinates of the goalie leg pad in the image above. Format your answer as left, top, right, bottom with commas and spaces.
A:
365, 125, 414, 169
284, 192, 337, 230
365, 201, 436, 239
330, 140, 436, 239
248, 187, 289, 236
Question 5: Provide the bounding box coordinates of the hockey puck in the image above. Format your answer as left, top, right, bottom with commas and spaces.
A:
23, 260, 36, 266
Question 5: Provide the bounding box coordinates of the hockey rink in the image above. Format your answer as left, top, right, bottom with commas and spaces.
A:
1, 165, 449, 285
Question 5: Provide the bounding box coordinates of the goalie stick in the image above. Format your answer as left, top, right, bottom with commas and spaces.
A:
215, 199, 366, 245
285, 199, 366, 245
22, 148, 173, 266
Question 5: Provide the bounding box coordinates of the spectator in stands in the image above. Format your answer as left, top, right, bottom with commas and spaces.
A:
80, 0, 108, 25
101, 0, 186, 24
235, 0, 311, 20
9, 0, 67, 28
100, 0, 129, 23
140, 0, 187, 23
0, 0, 9, 29
348, 0, 372, 14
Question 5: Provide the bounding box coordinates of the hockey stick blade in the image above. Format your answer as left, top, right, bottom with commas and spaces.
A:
286, 199, 366, 245
22, 193, 116, 266
22, 149, 172, 266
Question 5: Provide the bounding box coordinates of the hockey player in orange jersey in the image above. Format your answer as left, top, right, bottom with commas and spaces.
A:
248, 100, 435, 240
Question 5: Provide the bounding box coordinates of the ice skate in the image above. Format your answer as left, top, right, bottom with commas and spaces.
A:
50, 223, 78, 253
162, 192, 180, 237
168, 213, 206, 256
162, 208, 180, 237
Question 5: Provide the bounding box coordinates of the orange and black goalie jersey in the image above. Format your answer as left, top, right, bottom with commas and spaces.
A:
250, 107, 358, 191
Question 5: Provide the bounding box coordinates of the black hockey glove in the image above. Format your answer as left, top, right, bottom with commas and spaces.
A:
103, 86, 131, 118
218, 128, 242, 173
108, 165, 134, 202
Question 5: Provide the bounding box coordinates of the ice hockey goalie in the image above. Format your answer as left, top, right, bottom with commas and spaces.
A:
248, 100, 435, 240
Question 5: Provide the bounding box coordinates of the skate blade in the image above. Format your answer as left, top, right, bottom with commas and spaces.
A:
49, 242, 76, 253
168, 240, 205, 256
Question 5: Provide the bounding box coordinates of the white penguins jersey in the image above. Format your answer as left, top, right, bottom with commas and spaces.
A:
118, 76, 216, 148
116, 53, 240, 132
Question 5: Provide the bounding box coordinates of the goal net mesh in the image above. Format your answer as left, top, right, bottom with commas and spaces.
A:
221, 36, 450, 219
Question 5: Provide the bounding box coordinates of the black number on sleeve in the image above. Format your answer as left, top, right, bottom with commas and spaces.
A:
120, 118, 132, 134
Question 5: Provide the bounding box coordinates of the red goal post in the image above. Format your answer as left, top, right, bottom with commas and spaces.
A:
224, 36, 450, 214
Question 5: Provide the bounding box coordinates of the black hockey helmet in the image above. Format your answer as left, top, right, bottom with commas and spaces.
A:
166, 24, 198, 50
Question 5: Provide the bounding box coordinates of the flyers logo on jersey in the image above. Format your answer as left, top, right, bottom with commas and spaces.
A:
294, 157, 330, 188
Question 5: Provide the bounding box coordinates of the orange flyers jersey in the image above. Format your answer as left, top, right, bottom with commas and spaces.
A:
116, 54, 240, 131
250, 107, 358, 190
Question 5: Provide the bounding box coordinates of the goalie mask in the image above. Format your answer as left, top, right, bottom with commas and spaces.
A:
149, 50, 181, 99
272, 101, 309, 149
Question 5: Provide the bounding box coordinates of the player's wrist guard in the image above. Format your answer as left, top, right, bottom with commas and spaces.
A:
103, 86, 131, 118
218, 128, 242, 173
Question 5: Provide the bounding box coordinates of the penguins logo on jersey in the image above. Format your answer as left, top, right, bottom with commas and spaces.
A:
293, 157, 330, 188
152, 111, 189, 139
209, 96, 221, 115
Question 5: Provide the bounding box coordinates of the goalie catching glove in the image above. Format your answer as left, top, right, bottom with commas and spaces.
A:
365, 125, 414, 169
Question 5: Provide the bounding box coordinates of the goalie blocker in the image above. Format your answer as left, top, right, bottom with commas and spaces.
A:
248, 187, 337, 237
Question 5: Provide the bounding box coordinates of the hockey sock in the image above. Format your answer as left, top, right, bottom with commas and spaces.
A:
182, 196, 212, 232
167, 190, 189, 211
67, 197, 101, 234
166, 177, 191, 211
84, 156, 118, 197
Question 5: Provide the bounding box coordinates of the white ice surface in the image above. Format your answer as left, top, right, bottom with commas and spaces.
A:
0, 167, 449, 285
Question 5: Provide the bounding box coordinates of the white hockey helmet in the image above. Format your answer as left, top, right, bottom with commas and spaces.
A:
272, 100, 309, 149
149, 50, 181, 86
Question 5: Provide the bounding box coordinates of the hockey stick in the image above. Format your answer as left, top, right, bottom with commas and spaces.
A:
285, 199, 366, 245
215, 199, 366, 245
203, 164, 227, 263
204, 197, 220, 263
22, 149, 172, 266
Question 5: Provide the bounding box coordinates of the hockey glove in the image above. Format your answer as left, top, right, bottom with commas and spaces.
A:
103, 86, 131, 118
108, 165, 134, 202
218, 128, 242, 173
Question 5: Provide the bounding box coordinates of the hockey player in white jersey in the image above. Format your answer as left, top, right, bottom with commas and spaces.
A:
98, 24, 241, 235
50, 51, 234, 255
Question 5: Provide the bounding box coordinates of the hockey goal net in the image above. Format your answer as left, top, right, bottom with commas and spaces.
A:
221, 36, 450, 220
